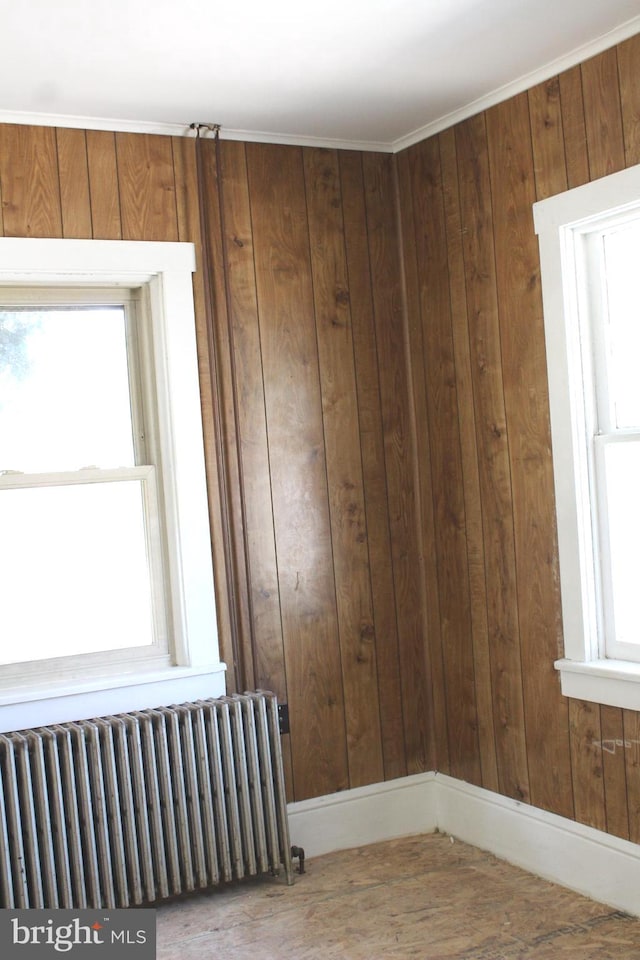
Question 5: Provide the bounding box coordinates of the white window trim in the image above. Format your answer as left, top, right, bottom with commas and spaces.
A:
0, 238, 226, 731
534, 162, 640, 711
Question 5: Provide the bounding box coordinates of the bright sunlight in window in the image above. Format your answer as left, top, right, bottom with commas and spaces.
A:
0, 296, 163, 665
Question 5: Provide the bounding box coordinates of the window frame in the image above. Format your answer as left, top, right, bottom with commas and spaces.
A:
534, 162, 640, 710
0, 237, 226, 732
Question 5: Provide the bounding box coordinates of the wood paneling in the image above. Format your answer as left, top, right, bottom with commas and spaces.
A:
398, 35, 640, 834
56, 128, 92, 238
0, 124, 62, 237
340, 150, 410, 781
4, 29, 640, 819
454, 113, 530, 803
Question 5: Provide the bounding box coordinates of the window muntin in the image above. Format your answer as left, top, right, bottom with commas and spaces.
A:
0, 287, 170, 677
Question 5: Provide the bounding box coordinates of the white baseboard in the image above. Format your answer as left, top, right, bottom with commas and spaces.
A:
287, 771, 640, 917
287, 772, 437, 859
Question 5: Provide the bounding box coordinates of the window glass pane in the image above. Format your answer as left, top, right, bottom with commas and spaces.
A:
602, 223, 640, 428
602, 440, 640, 648
0, 306, 135, 472
0, 479, 155, 663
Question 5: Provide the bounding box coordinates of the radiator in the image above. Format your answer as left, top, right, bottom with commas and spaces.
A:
0, 692, 294, 909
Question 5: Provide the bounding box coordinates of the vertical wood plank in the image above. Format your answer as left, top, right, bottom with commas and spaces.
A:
115, 133, 179, 241
617, 34, 640, 167
86, 130, 122, 239
558, 66, 590, 189
56, 128, 92, 238
340, 150, 409, 781
363, 151, 431, 775
600, 705, 629, 840
217, 139, 284, 696
455, 113, 530, 803
623, 710, 640, 844
581, 49, 626, 180
171, 134, 243, 699
486, 93, 573, 817
439, 127, 498, 794
246, 142, 348, 800
0, 124, 62, 237
303, 147, 384, 788
407, 137, 480, 785
394, 147, 445, 776
569, 700, 606, 831
199, 137, 255, 695
528, 77, 568, 200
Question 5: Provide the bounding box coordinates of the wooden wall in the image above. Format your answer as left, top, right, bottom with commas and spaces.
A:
205, 141, 432, 799
0, 125, 432, 802
397, 33, 640, 837
4, 31, 640, 830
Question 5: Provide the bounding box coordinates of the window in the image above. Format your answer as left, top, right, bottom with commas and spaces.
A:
534, 163, 640, 710
0, 239, 225, 731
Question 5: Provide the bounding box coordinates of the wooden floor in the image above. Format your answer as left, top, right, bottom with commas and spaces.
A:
155, 833, 640, 959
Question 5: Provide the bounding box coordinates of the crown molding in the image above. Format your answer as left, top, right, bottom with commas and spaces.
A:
0, 109, 392, 153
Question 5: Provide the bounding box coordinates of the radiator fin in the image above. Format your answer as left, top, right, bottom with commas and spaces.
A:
0, 693, 293, 908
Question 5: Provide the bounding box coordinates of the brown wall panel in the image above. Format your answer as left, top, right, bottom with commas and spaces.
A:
245, 143, 349, 800
86, 130, 122, 239
454, 114, 530, 803
56, 128, 92, 239
0, 124, 62, 238
404, 137, 480, 784
303, 147, 384, 788
115, 132, 178, 241
398, 35, 640, 836
485, 93, 573, 817
395, 147, 445, 776
4, 30, 640, 821
438, 127, 497, 793
340, 150, 410, 781
362, 152, 431, 775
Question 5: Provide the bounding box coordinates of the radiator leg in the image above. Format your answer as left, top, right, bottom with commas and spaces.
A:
291, 845, 305, 875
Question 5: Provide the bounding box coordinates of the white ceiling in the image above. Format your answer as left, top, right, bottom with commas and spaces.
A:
2, 0, 640, 151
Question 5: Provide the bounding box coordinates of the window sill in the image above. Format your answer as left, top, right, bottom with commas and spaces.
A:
0, 661, 227, 734
555, 657, 640, 710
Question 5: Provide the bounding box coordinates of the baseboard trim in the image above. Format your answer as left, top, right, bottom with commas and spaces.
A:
287, 772, 437, 859
287, 772, 640, 916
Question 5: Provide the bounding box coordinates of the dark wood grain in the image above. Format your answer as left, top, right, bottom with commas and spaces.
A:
439, 127, 498, 793
486, 93, 572, 817
455, 113, 530, 803
394, 147, 444, 776
363, 151, 431, 775
407, 136, 480, 784
340, 150, 410, 780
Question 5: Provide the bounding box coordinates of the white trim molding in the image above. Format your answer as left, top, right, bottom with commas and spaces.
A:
287, 773, 437, 859
0, 237, 226, 731
287, 773, 640, 917
533, 162, 640, 711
